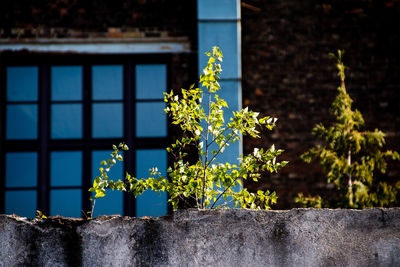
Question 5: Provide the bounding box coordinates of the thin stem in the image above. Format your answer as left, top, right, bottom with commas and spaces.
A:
207, 133, 236, 168
210, 176, 238, 209
205, 130, 236, 209
346, 149, 354, 207
192, 167, 201, 208
207, 127, 228, 148
90, 198, 96, 219
217, 197, 235, 208
340, 64, 354, 206
195, 187, 199, 209
201, 90, 212, 209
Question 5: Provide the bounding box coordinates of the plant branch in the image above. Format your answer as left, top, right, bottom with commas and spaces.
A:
201, 90, 212, 209
207, 132, 236, 168
210, 176, 239, 209
206, 127, 228, 148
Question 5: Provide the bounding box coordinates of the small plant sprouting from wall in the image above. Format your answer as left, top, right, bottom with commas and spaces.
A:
296, 50, 400, 209
89, 47, 287, 216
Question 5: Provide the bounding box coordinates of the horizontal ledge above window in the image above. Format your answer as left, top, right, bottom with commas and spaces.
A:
0, 38, 191, 54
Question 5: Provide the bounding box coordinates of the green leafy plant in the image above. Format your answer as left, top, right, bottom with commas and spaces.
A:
89, 47, 287, 216
36, 210, 47, 220
296, 50, 400, 208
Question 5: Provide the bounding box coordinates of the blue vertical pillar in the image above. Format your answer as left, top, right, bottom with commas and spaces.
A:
197, 0, 242, 165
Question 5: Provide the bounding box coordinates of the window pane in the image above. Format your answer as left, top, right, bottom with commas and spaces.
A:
51, 66, 82, 101
92, 190, 123, 217
51, 151, 82, 187
6, 104, 38, 140
135, 149, 167, 217
6, 152, 37, 188
50, 189, 82, 218
5, 190, 37, 218
7, 66, 38, 101
92, 65, 123, 100
92, 150, 124, 216
136, 64, 166, 100
92, 103, 123, 138
136, 102, 167, 137
51, 104, 82, 139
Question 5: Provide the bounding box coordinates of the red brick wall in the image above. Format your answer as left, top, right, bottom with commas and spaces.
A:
0, 0, 196, 40
242, 0, 400, 208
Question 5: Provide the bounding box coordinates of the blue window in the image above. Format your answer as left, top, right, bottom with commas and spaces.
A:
51, 66, 82, 101
91, 150, 124, 216
92, 103, 123, 138
92, 65, 123, 100
6, 104, 38, 140
5, 190, 37, 218
5, 66, 39, 217
135, 149, 168, 217
51, 104, 82, 139
2, 58, 170, 218
135, 64, 167, 138
50, 151, 82, 187
51, 66, 83, 140
50, 151, 83, 217
136, 64, 166, 100
6, 152, 38, 188
7, 66, 38, 101
136, 102, 167, 137
50, 189, 82, 217
6, 66, 39, 139
92, 65, 124, 139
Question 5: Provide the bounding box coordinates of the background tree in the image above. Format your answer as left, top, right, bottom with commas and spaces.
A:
296, 50, 400, 208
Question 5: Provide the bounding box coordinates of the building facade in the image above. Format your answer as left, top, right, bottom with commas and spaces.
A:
0, 0, 242, 217
1, 0, 399, 216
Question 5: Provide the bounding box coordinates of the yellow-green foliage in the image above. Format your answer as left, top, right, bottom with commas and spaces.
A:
89, 47, 288, 216
294, 193, 323, 208
297, 51, 400, 209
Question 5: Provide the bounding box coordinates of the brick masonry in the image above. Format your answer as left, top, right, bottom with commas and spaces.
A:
0, 0, 197, 100
242, 0, 400, 208
0, 0, 196, 41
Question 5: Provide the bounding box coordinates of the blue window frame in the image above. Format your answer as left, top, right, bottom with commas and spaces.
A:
0, 54, 171, 218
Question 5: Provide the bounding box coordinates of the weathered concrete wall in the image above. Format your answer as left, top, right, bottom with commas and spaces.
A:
1, 209, 400, 267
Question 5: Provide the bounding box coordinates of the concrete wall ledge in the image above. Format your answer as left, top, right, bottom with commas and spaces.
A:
1, 208, 400, 266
